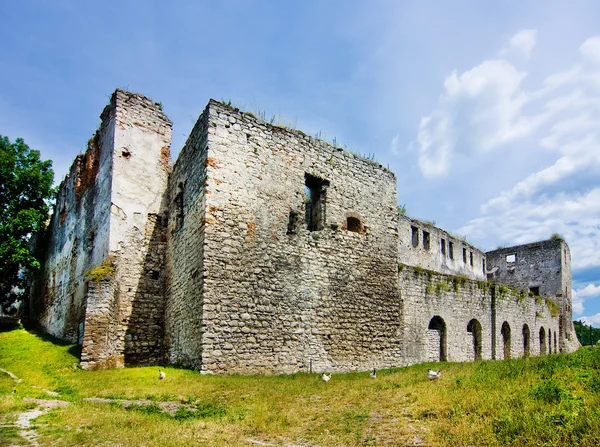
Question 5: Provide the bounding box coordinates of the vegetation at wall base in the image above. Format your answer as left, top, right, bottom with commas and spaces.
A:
1, 322, 600, 446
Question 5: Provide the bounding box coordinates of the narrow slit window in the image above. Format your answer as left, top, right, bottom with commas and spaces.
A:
470, 251, 474, 266
449, 241, 454, 259
175, 183, 184, 230
411, 226, 419, 247
463, 247, 467, 263
287, 211, 298, 235
441, 238, 446, 256
423, 230, 430, 250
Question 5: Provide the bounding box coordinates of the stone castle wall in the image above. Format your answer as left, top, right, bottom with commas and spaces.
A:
487, 239, 578, 353
400, 265, 559, 364
163, 107, 210, 367
30, 108, 114, 343
183, 101, 402, 374
31, 90, 576, 374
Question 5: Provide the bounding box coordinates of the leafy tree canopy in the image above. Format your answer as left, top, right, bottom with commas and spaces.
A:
0, 135, 54, 314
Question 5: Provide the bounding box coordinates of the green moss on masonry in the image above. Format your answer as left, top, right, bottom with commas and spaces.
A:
454, 275, 468, 292
545, 297, 560, 317
85, 257, 116, 282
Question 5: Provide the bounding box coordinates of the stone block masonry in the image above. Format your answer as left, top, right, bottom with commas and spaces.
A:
30, 90, 579, 374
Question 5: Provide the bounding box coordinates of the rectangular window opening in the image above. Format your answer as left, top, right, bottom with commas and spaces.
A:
423, 230, 430, 250
482, 259, 486, 273
506, 254, 516, 264
462, 247, 467, 263
530, 286, 540, 296
470, 251, 474, 266
411, 226, 419, 248
441, 238, 446, 256
449, 241, 454, 259
305, 174, 329, 231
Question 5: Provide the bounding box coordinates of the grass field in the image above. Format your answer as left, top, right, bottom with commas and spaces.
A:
1, 322, 599, 446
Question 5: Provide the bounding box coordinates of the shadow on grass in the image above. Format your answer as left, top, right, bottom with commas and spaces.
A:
1, 318, 82, 358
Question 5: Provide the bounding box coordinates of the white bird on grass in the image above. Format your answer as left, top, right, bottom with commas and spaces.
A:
370, 369, 377, 379
159, 369, 166, 380
428, 369, 441, 380
321, 372, 332, 382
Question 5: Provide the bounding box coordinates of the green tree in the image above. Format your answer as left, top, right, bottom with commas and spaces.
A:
0, 136, 54, 314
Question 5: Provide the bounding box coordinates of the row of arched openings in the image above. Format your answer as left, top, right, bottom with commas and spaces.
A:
428, 316, 558, 362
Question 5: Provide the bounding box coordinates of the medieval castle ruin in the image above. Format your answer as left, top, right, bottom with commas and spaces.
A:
30, 89, 580, 373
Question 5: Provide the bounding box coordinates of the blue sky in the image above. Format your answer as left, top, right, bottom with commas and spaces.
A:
2, 1, 600, 324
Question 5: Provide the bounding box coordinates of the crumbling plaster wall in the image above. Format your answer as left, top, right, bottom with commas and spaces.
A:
80, 90, 172, 369
400, 265, 559, 364
183, 100, 402, 374
31, 117, 113, 343
398, 216, 486, 280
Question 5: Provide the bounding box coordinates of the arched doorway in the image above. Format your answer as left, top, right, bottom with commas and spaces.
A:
467, 319, 483, 361
501, 321, 511, 359
539, 327, 547, 355
427, 316, 447, 362
523, 324, 531, 357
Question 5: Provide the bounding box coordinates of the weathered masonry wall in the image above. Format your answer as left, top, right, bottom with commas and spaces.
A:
400, 265, 559, 365
486, 239, 578, 353
192, 101, 401, 374
31, 89, 579, 375
398, 216, 486, 280
164, 108, 210, 367
30, 113, 113, 343
81, 91, 172, 369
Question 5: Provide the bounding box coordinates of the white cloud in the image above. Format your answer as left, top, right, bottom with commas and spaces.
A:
415, 59, 539, 177
581, 313, 600, 326
500, 29, 537, 59
573, 284, 600, 316
451, 35, 600, 277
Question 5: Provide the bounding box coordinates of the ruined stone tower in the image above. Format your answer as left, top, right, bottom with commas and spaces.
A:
30, 89, 579, 373
31, 90, 172, 368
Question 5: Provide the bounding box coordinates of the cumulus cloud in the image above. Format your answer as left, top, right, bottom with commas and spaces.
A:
573, 283, 600, 316
454, 36, 600, 277
411, 30, 553, 178
581, 313, 600, 326
415, 59, 539, 177
500, 29, 537, 59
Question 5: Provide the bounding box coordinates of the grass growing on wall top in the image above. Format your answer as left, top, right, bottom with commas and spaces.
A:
2, 323, 600, 446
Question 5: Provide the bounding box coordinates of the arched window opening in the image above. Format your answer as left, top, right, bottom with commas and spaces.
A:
467, 319, 483, 361
427, 316, 447, 362
523, 324, 531, 357
501, 321, 511, 360
540, 327, 547, 355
